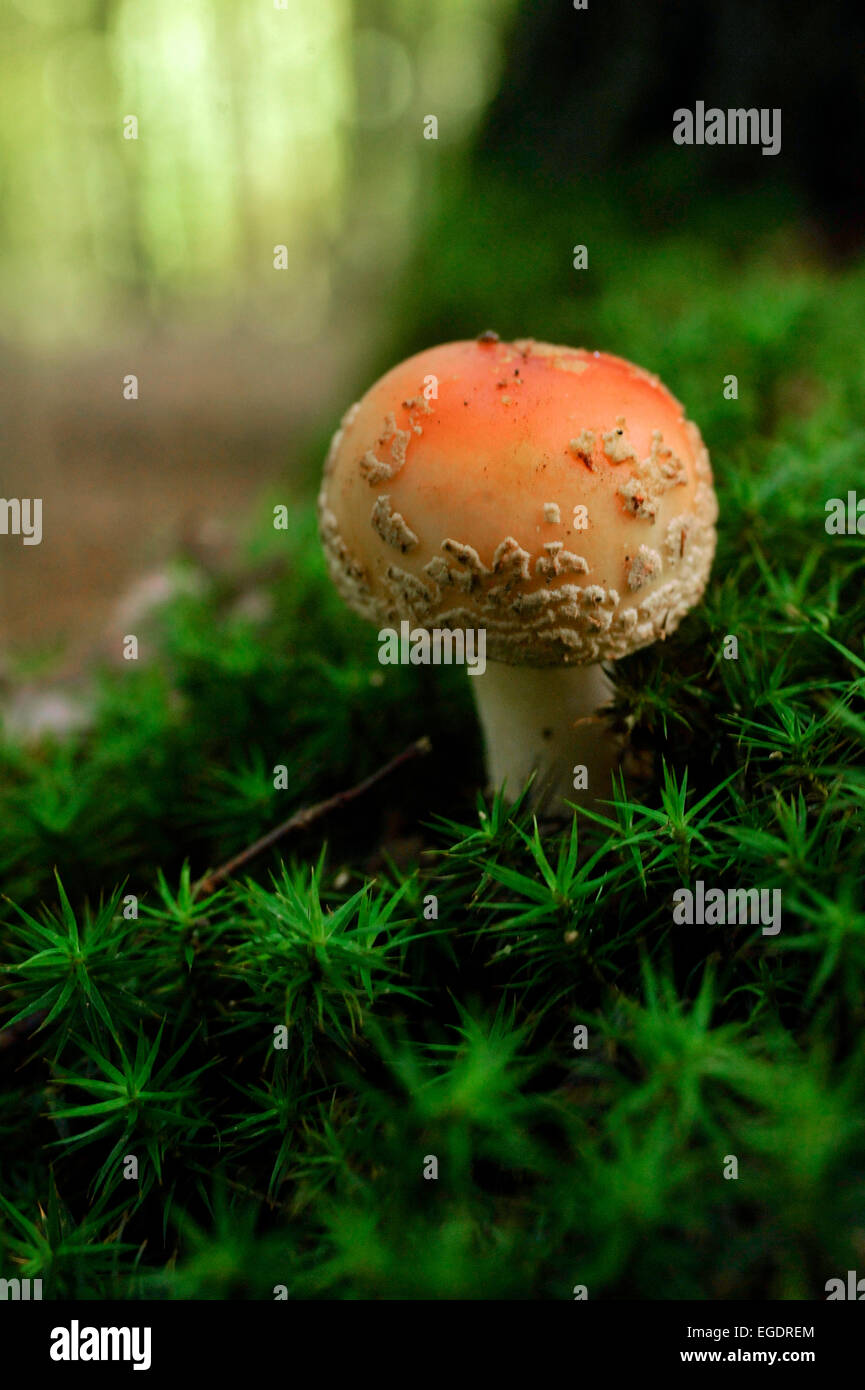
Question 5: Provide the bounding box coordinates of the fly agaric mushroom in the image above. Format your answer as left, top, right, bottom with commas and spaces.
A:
318, 336, 717, 812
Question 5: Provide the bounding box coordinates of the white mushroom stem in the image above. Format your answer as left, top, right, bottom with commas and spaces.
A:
469, 661, 625, 815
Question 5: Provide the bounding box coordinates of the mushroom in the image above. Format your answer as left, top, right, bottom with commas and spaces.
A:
318, 336, 718, 813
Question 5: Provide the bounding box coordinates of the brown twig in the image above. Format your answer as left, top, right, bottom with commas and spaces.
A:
191, 735, 432, 899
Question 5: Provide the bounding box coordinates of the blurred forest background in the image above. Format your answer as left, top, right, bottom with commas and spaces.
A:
1, 0, 862, 660
0, 0, 519, 656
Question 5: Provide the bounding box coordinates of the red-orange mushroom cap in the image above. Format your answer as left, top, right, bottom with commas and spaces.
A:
318, 337, 718, 666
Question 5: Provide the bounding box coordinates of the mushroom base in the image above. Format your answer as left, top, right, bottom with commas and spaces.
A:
470, 660, 625, 815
